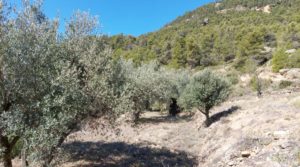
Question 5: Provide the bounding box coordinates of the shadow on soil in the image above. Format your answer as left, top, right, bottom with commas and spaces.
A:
62, 141, 198, 167
209, 105, 240, 126
138, 113, 194, 124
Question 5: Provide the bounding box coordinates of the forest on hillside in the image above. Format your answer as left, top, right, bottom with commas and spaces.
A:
105, 0, 300, 72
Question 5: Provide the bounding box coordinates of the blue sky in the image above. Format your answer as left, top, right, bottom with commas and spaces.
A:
11, 0, 213, 36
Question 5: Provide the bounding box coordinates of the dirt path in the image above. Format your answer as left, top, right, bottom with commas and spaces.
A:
61, 90, 300, 167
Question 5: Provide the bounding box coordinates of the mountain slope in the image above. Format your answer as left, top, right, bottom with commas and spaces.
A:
106, 0, 300, 72
58, 89, 300, 166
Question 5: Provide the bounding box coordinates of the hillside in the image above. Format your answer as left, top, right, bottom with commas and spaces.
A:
1, 1, 300, 166
51, 89, 300, 167
106, 0, 300, 72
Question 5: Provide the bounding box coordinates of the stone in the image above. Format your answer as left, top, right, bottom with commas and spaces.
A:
240, 74, 251, 86
203, 18, 209, 25
279, 142, 291, 149
259, 137, 273, 146
215, 3, 221, 8
263, 5, 271, 14
273, 131, 288, 140
262, 46, 273, 53
236, 5, 246, 11
228, 162, 235, 166
228, 161, 235, 166
237, 157, 243, 162
241, 151, 251, 157
285, 68, 300, 79
285, 49, 296, 54
279, 69, 289, 75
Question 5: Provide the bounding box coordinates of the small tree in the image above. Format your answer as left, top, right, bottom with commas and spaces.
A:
179, 70, 231, 127
250, 74, 262, 97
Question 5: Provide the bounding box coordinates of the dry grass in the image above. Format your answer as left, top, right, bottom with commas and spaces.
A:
52, 90, 300, 167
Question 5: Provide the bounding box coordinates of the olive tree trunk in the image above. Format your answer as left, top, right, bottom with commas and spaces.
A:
2, 147, 12, 167
1, 136, 20, 167
204, 111, 210, 127
198, 108, 211, 127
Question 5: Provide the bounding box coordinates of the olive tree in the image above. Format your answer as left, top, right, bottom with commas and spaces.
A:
179, 70, 231, 127
0, 1, 127, 166
0, 1, 65, 165
114, 60, 192, 122
164, 68, 190, 116
121, 61, 175, 122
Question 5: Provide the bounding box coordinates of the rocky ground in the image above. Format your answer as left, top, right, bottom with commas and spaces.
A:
58, 88, 300, 167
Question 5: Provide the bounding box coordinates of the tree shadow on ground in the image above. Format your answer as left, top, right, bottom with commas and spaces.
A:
209, 106, 240, 126
138, 113, 195, 124
62, 141, 198, 167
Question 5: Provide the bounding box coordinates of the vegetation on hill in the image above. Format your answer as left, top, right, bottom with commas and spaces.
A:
105, 0, 300, 72
0, 1, 228, 166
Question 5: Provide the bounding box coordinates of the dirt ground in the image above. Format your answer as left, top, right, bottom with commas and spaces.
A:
56, 88, 300, 167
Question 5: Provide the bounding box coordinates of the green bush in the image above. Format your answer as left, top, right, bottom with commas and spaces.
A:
250, 75, 272, 95
272, 49, 289, 72
226, 71, 240, 85
288, 51, 300, 68
179, 70, 231, 127
233, 58, 257, 73
279, 80, 293, 89
250, 75, 264, 96
272, 49, 300, 72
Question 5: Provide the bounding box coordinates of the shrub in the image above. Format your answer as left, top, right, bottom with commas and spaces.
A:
279, 80, 293, 89
288, 51, 300, 68
250, 75, 262, 96
231, 84, 252, 97
272, 49, 289, 72
226, 70, 240, 85
233, 58, 257, 73
179, 70, 231, 127
250, 75, 272, 96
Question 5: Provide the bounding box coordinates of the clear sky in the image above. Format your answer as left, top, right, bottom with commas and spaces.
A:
11, 0, 214, 36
